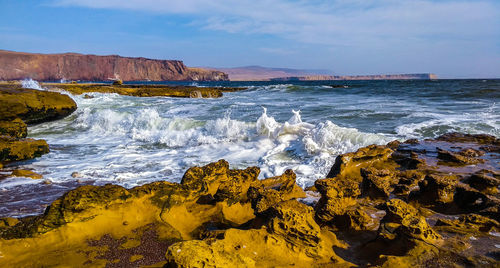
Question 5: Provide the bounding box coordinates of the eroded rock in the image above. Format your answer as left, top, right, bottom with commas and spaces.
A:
413, 174, 458, 205
0, 86, 77, 124
165, 200, 347, 267
326, 145, 395, 180
0, 136, 49, 162
437, 148, 484, 165
0, 118, 27, 138
361, 167, 398, 200
379, 199, 441, 244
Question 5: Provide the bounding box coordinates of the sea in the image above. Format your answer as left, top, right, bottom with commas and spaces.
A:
1, 79, 499, 217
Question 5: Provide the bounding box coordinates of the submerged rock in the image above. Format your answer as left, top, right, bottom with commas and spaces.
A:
10, 169, 43, 179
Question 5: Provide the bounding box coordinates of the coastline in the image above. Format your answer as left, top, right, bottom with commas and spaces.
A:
0, 81, 499, 266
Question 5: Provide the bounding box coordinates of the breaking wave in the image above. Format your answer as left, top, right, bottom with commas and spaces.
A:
21, 78, 45, 90
61, 105, 390, 187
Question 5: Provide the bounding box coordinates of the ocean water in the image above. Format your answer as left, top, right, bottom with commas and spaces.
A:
1, 80, 499, 217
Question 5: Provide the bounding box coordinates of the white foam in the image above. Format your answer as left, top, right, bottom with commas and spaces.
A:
17, 103, 391, 189
21, 78, 45, 90
396, 108, 500, 138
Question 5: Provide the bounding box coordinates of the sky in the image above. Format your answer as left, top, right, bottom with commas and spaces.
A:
0, 0, 499, 78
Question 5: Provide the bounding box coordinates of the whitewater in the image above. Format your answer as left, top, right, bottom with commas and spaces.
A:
1, 79, 499, 217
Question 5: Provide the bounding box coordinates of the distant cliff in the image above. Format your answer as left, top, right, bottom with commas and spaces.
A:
0, 50, 228, 81
270, 73, 437, 81
206, 66, 332, 81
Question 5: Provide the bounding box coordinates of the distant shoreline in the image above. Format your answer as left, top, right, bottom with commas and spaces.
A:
270, 73, 437, 81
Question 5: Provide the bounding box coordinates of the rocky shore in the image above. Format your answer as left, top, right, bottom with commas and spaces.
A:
0, 130, 498, 266
0, 81, 245, 179
0, 85, 77, 179
0, 83, 499, 267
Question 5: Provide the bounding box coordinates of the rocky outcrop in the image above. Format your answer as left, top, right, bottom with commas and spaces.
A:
0, 50, 228, 81
0, 85, 76, 174
0, 136, 49, 162
0, 161, 334, 267
42, 82, 245, 98
0, 118, 27, 138
0, 85, 77, 124
0, 133, 499, 267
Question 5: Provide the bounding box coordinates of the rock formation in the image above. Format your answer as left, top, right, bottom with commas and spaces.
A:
42, 82, 245, 98
0, 50, 228, 81
0, 84, 76, 177
0, 84, 77, 124
0, 132, 499, 266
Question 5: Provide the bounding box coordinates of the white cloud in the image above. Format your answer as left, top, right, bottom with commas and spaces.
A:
53, 0, 499, 48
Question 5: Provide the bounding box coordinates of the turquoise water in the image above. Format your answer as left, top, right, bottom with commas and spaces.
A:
1, 79, 499, 217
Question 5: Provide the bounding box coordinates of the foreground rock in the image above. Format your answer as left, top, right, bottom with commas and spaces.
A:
1, 133, 499, 267
42, 82, 246, 98
315, 133, 500, 266
0, 161, 340, 267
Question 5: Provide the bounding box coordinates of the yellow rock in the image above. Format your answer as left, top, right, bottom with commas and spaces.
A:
165, 200, 351, 267
129, 254, 143, 262
10, 169, 43, 179
43, 83, 246, 99
0, 217, 19, 228
0, 161, 307, 267
325, 145, 395, 181
380, 199, 441, 244
0, 86, 77, 124
0, 136, 49, 162
0, 118, 27, 138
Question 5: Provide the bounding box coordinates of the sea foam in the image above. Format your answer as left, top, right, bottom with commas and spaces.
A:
21, 78, 45, 90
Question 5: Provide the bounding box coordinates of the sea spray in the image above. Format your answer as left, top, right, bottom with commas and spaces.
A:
256, 107, 281, 138
21, 78, 45, 90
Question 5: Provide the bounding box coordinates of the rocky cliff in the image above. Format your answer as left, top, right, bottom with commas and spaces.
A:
271, 73, 438, 81
0, 50, 228, 81
206, 66, 332, 81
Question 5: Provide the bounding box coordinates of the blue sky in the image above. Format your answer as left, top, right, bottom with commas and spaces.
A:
0, 0, 499, 78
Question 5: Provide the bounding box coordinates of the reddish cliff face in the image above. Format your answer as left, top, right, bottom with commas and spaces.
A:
0, 50, 228, 81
